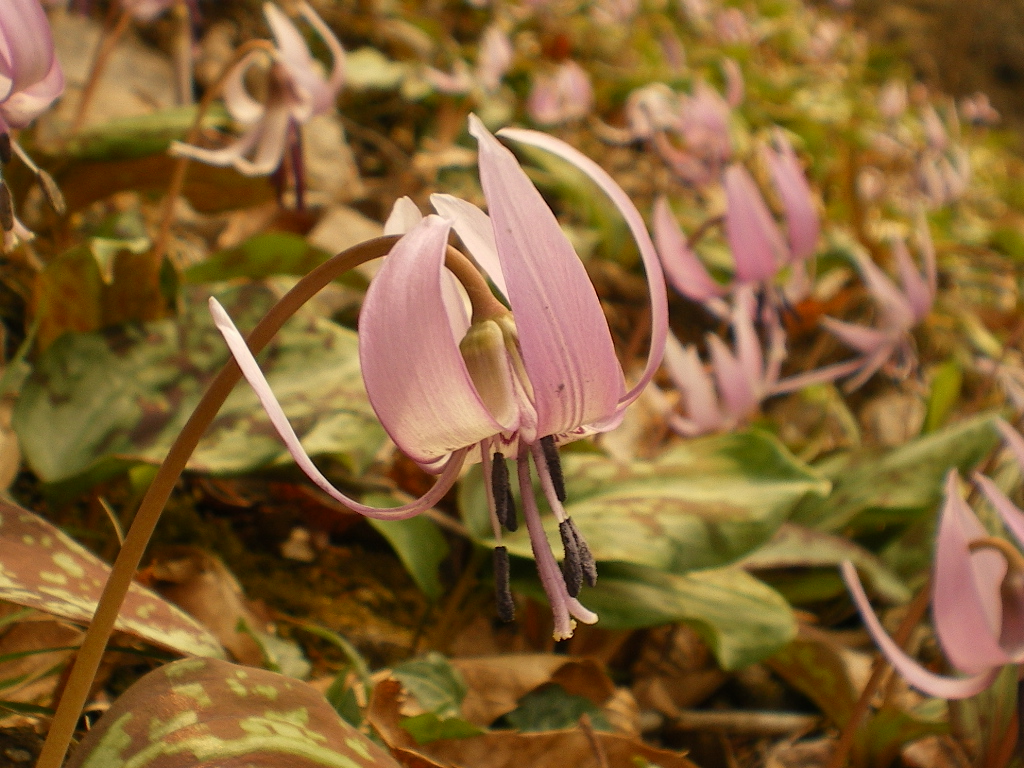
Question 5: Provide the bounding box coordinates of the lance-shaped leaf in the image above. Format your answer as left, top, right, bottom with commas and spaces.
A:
0, 500, 223, 658
66, 657, 402, 768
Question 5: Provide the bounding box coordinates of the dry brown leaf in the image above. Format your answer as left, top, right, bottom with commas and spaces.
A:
368, 679, 697, 768
452, 655, 612, 727
0, 618, 81, 715
141, 547, 265, 666
631, 625, 727, 715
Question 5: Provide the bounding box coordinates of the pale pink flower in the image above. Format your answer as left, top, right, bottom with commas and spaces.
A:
169, 2, 344, 179
820, 225, 937, 390
527, 61, 593, 126
210, 116, 668, 640
878, 80, 908, 120
960, 92, 1000, 126
843, 421, 1024, 698
476, 25, 513, 93
663, 287, 785, 435
0, 0, 65, 133
0, 0, 65, 249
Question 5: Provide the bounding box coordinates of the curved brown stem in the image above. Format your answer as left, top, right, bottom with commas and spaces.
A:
35, 234, 401, 768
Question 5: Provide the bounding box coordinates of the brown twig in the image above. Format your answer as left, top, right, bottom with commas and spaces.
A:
72, 8, 132, 134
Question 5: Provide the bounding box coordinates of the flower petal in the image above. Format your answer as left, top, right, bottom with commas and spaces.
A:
764, 130, 819, 262
653, 196, 725, 302
384, 196, 424, 235
497, 123, 669, 411
0, 0, 57, 98
0, 50, 62, 129
430, 193, 508, 299
472, 117, 624, 438
723, 164, 787, 284
208, 296, 468, 519
662, 332, 724, 435
933, 471, 1012, 674
891, 238, 932, 323
841, 561, 999, 699
360, 214, 506, 464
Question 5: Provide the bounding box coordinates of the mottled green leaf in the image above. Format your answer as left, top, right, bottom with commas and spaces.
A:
184, 233, 334, 284
521, 563, 795, 670
58, 104, 230, 162
399, 713, 484, 744
502, 686, 610, 733
66, 658, 403, 768
743, 524, 911, 605
365, 497, 449, 601
0, 500, 223, 659
791, 414, 1000, 533
392, 652, 467, 719
14, 283, 387, 484
461, 430, 828, 573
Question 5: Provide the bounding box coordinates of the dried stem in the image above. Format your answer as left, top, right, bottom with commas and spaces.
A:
35, 234, 401, 768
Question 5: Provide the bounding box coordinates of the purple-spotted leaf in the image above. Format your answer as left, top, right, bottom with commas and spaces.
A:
0, 500, 224, 658
66, 657, 403, 768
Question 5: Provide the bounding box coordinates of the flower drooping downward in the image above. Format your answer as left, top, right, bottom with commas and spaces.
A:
0, 0, 66, 248
210, 116, 667, 639
170, 1, 344, 199
843, 420, 1024, 698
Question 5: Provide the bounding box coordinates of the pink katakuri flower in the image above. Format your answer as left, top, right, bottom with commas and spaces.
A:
960, 92, 1000, 126
0, 0, 64, 133
210, 115, 668, 640
654, 134, 820, 311
843, 421, 1024, 698
121, 0, 194, 23
169, 2, 344, 179
820, 225, 936, 390
663, 287, 784, 436
476, 25, 513, 93
0, 0, 65, 249
527, 61, 593, 126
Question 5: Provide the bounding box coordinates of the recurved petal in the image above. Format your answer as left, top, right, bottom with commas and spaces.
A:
360, 214, 506, 465
723, 164, 787, 284
0, 0, 57, 98
430, 193, 508, 299
891, 238, 932, 322
298, 1, 345, 94
933, 471, 1012, 674
841, 561, 1000, 699
662, 332, 724, 435
851, 250, 915, 330
384, 196, 423, 235
653, 196, 725, 302
820, 316, 891, 356
471, 117, 624, 438
764, 130, 819, 262
221, 50, 267, 125
0, 51, 63, 129
708, 334, 757, 420
209, 297, 469, 519
497, 123, 668, 411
